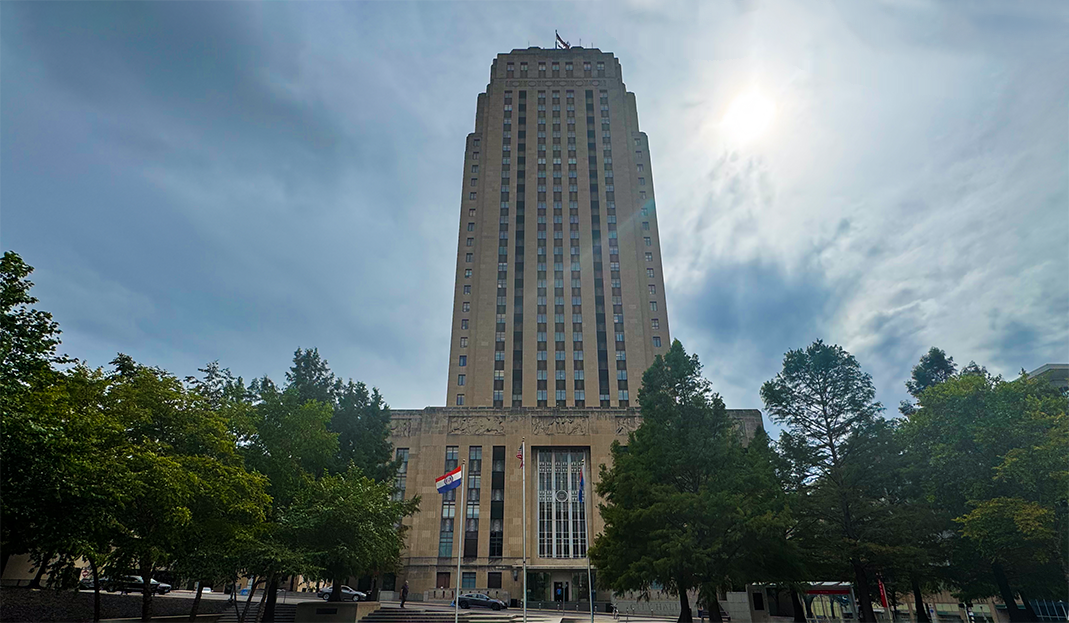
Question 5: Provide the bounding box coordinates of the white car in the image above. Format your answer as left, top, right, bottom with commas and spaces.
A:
317, 585, 366, 601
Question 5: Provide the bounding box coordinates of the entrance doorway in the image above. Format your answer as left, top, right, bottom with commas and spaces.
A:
553, 581, 570, 602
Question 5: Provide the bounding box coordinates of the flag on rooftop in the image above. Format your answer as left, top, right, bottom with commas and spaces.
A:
436, 466, 463, 494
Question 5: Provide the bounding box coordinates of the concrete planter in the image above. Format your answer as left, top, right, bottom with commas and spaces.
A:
294, 600, 381, 622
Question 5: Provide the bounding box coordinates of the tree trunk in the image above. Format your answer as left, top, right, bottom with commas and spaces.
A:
329, 573, 342, 602
708, 594, 725, 623
254, 580, 269, 623
262, 574, 279, 622
189, 581, 204, 621
239, 576, 258, 623
804, 594, 814, 619
139, 559, 154, 622
991, 562, 1026, 623
791, 589, 806, 623
677, 584, 693, 623
89, 557, 103, 622
27, 555, 49, 589
1017, 589, 1038, 622
911, 575, 930, 623
850, 558, 877, 623
369, 574, 379, 602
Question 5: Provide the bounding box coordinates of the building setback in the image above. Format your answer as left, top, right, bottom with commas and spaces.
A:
389, 46, 764, 605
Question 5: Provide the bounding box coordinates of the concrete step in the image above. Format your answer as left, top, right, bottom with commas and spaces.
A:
216, 602, 296, 623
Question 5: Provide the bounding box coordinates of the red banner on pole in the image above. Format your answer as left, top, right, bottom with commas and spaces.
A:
878, 578, 889, 608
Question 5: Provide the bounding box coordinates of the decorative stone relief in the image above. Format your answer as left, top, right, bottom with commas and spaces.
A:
531, 416, 588, 436
614, 416, 642, 436
448, 415, 506, 436
390, 419, 418, 437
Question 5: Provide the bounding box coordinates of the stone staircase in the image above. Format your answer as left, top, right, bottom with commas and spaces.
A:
363, 606, 555, 623
216, 601, 297, 623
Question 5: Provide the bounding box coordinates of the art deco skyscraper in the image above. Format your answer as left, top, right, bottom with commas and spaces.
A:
446, 48, 670, 409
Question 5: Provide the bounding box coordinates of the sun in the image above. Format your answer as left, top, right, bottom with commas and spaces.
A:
721, 90, 777, 143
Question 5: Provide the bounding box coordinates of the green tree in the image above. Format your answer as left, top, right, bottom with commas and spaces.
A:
899, 347, 957, 415
591, 341, 794, 623
903, 370, 1067, 621
282, 466, 417, 601
334, 380, 398, 483
0, 251, 70, 572
104, 356, 270, 622
761, 340, 884, 622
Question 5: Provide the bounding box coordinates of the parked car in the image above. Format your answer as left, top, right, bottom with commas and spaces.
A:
452, 593, 507, 611
105, 576, 172, 595
316, 585, 366, 601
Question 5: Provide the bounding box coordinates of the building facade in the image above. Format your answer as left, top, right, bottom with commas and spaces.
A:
390, 46, 766, 604
444, 46, 669, 409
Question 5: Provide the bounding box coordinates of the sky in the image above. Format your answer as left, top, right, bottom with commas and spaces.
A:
3, 1, 1067, 418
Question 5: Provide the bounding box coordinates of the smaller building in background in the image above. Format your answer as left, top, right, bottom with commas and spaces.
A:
1028, 363, 1068, 391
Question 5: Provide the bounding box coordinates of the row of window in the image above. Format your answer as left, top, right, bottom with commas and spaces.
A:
505, 60, 606, 79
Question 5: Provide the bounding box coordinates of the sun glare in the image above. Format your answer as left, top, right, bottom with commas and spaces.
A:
722, 90, 777, 143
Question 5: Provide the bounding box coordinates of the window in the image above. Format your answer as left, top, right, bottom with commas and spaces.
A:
469, 209, 476, 216
460, 337, 468, 347
469, 192, 477, 200
616, 350, 627, 360
466, 253, 473, 262
537, 449, 589, 558
463, 285, 470, 294
462, 572, 476, 589
436, 572, 451, 589
617, 370, 627, 380
637, 163, 643, 172
650, 301, 657, 311
641, 207, 648, 216
466, 238, 474, 247
639, 178, 646, 185
487, 572, 502, 589
457, 374, 466, 386
456, 394, 465, 405
647, 268, 655, 278
465, 269, 472, 278
471, 178, 478, 187
651, 318, 659, 329
461, 319, 469, 330
473, 152, 479, 159
472, 165, 479, 173
642, 221, 650, 230
648, 284, 656, 294
644, 237, 652, 246
574, 370, 584, 380
645, 252, 652, 262
653, 336, 662, 347
393, 448, 409, 501
618, 390, 629, 401
459, 355, 467, 367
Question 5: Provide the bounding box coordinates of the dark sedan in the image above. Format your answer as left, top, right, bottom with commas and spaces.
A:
453, 593, 507, 611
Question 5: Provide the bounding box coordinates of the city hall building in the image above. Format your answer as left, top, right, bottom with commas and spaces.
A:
386, 46, 763, 605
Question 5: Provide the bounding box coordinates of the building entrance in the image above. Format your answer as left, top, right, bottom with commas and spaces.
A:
553, 581, 570, 602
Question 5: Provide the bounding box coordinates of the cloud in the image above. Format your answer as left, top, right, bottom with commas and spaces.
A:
2, 1, 1066, 417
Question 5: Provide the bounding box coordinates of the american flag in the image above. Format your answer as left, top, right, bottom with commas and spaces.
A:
516, 442, 524, 467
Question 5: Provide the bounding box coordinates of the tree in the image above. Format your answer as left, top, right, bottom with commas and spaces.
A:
286, 348, 338, 407
0, 251, 70, 572
903, 370, 1067, 621
282, 466, 417, 601
104, 356, 270, 622
761, 340, 884, 622
591, 341, 795, 623
334, 381, 398, 483
899, 347, 956, 415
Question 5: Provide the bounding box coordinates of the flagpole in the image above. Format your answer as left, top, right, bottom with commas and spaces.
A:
455, 459, 466, 623
522, 438, 528, 623
584, 459, 594, 623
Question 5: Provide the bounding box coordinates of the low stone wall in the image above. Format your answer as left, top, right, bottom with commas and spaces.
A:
0, 588, 228, 622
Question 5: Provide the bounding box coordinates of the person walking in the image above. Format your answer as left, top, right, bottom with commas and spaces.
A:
400, 581, 409, 608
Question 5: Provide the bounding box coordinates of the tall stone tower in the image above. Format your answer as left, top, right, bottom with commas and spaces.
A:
445, 47, 670, 409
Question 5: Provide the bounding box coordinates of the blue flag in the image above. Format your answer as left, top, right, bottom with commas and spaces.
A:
579, 470, 585, 504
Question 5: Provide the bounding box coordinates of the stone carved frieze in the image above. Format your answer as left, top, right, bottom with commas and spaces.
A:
614, 415, 642, 436
390, 419, 418, 438
448, 415, 506, 436
531, 415, 588, 436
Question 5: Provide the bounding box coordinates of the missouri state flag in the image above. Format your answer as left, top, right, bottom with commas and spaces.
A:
436, 466, 463, 494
